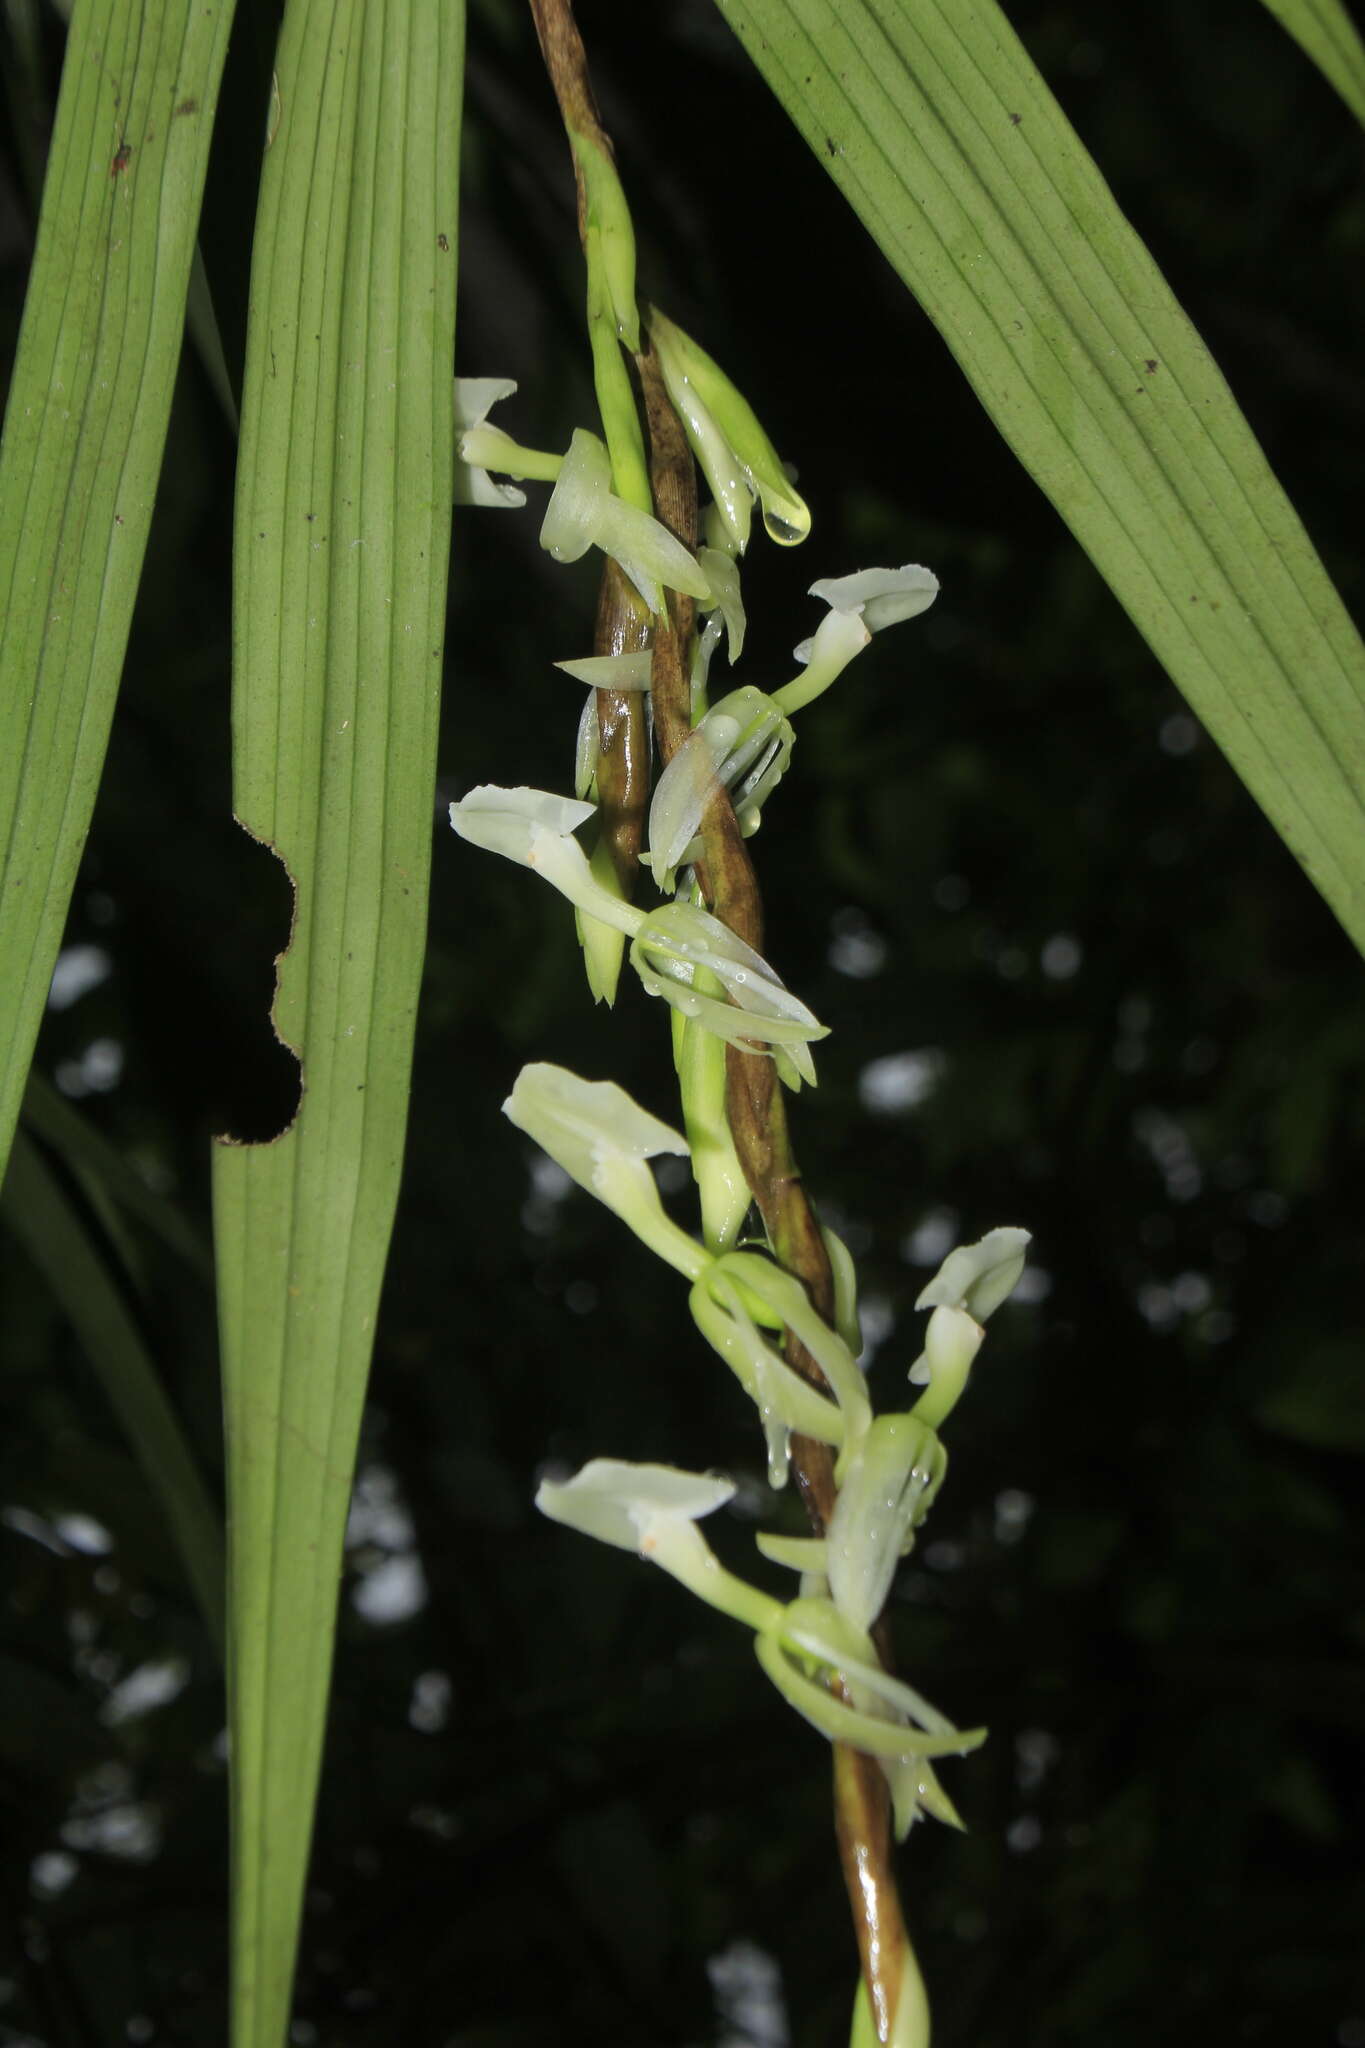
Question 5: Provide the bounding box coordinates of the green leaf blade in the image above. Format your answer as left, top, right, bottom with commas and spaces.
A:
714, 0, 1365, 951
211, 5, 463, 2043
0, 0, 236, 1180
1, 1128, 226, 1655
1259, 0, 1365, 127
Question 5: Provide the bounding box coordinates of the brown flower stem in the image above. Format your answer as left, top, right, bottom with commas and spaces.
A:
533, 3, 915, 2037
591, 561, 651, 891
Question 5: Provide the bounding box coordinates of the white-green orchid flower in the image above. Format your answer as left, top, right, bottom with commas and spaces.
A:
647, 686, 793, 894
537, 1462, 984, 1811
776, 564, 940, 717
647, 307, 811, 552
898, 1228, 1028, 1427
450, 787, 828, 1074
753, 1592, 985, 1820
449, 784, 637, 931
915, 1226, 1031, 1323
630, 902, 828, 1080
541, 428, 711, 616
503, 1064, 706, 1283
453, 378, 563, 506
536, 1459, 775, 1629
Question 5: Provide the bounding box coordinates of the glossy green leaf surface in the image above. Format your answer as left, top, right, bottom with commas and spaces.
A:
210, 5, 463, 2042
713, 0, 1365, 954
0, 0, 236, 1182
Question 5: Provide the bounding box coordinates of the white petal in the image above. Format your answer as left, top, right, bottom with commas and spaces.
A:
536, 1457, 735, 1553
453, 376, 517, 431
540, 428, 611, 564
595, 494, 711, 614
454, 465, 526, 510
697, 546, 747, 664
915, 1227, 1032, 1320
504, 1063, 688, 1169
808, 564, 939, 632
449, 785, 594, 866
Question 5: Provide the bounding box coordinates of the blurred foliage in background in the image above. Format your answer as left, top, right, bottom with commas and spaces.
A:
2, 0, 1363, 2042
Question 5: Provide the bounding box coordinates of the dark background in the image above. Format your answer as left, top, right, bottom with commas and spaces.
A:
2, 0, 1363, 2042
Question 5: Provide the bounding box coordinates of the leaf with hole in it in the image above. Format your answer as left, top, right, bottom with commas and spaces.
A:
210, 7, 463, 2044
713, 0, 1365, 956
0, 1, 235, 1185
1258, 0, 1365, 126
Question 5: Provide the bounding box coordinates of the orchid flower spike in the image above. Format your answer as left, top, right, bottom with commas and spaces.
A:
503, 1064, 707, 1283
453, 378, 563, 506
776, 564, 940, 717
541, 428, 711, 616
647, 307, 811, 553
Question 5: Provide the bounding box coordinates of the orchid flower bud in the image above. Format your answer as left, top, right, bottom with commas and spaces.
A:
672, 1001, 752, 1255
568, 132, 641, 351
647, 307, 811, 550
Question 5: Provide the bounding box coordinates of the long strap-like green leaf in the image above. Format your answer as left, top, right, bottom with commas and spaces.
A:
2, 1128, 226, 1654
0, 0, 236, 1181
212, 6, 463, 2044
714, 0, 1365, 954
1259, 0, 1365, 125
